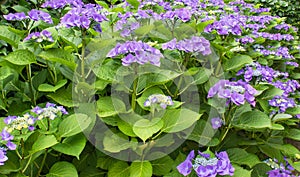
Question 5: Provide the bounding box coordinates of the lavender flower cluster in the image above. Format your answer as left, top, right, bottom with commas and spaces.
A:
4, 10, 53, 24
107, 41, 163, 67
253, 45, 294, 59
0, 103, 67, 166
24, 30, 54, 42
162, 36, 211, 55
177, 150, 234, 176
237, 62, 299, 115
31, 102, 68, 120
60, 4, 107, 29
41, 0, 84, 9
211, 117, 223, 129
207, 80, 258, 106
264, 158, 296, 177
143, 94, 174, 109
237, 62, 288, 83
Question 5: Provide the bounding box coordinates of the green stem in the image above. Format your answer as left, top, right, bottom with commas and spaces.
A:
131, 78, 138, 112
21, 155, 32, 174
27, 64, 36, 106
81, 29, 86, 82
36, 149, 48, 177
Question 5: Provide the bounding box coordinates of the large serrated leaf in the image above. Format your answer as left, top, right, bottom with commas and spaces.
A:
133, 118, 163, 142
39, 49, 76, 70
225, 54, 253, 71
107, 161, 130, 177
130, 161, 152, 177
161, 109, 202, 133
0, 26, 22, 48
5, 49, 36, 65
57, 114, 91, 138
46, 162, 78, 177
227, 148, 261, 168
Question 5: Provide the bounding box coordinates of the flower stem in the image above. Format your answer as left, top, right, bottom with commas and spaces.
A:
81, 29, 86, 82
36, 149, 48, 177
131, 78, 138, 112
26, 64, 36, 106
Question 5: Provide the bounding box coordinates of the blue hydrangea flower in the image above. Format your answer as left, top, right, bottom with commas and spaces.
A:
107, 41, 163, 67
177, 150, 234, 176
144, 94, 174, 109
207, 80, 258, 106
211, 117, 223, 129
31, 103, 68, 120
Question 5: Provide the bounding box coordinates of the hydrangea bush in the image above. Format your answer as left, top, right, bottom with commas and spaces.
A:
0, 0, 299, 176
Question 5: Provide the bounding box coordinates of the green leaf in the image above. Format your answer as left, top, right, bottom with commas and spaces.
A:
126, 0, 140, 9
52, 133, 86, 159
286, 129, 300, 141
4, 49, 36, 65
46, 161, 78, 177
232, 165, 252, 177
38, 79, 68, 92
97, 156, 119, 170
260, 86, 284, 100
272, 113, 292, 122
107, 161, 130, 177
151, 155, 173, 176
196, 20, 214, 32
161, 109, 202, 133
286, 106, 300, 115
258, 144, 283, 161
94, 60, 120, 82
102, 131, 136, 153
57, 114, 91, 138
0, 26, 21, 48
193, 68, 213, 85
133, 118, 163, 142
232, 110, 271, 130
227, 148, 261, 168
30, 134, 58, 154
251, 163, 272, 177
47, 87, 77, 107
0, 66, 13, 80
39, 49, 76, 70
57, 28, 82, 50
224, 55, 253, 71
130, 161, 152, 177
0, 151, 21, 174
135, 25, 155, 36
188, 119, 219, 146
97, 96, 126, 117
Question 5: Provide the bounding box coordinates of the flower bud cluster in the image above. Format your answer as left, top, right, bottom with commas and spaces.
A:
143, 94, 174, 109
24, 30, 54, 42
265, 158, 296, 177
31, 102, 68, 120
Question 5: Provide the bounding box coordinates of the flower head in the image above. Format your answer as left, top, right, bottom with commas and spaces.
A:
177, 150, 234, 176
144, 94, 174, 109
107, 41, 163, 67
211, 117, 223, 129
208, 80, 258, 106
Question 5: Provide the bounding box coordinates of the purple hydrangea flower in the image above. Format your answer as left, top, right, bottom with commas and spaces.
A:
28, 9, 53, 24
32, 103, 68, 120
177, 150, 234, 176
1, 130, 14, 141
177, 150, 195, 176
107, 41, 163, 67
24, 30, 54, 42
0, 148, 8, 166
208, 80, 258, 106
144, 94, 173, 109
162, 36, 211, 55
3, 12, 27, 21
265, 158, 296, 177
6, 141, 16, 150
60, 3, 107, 29
211, 117, 223, 129
42, 0, 84, 9
269, 95, 296, 113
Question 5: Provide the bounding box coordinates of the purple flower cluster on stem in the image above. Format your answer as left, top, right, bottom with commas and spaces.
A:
143, 94, 174, 109
31, 102, 68, 120
265, 158, 296, 177
269, 95, 296, 113
60, 4, 107, 29
162, 36, 211, 55
207, 80, 258, 106
42, 0, 84, 9
107, 41, 163, 67
24, 30, 54, 42
4, 10, 53, 24
177, 150, 234, 176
